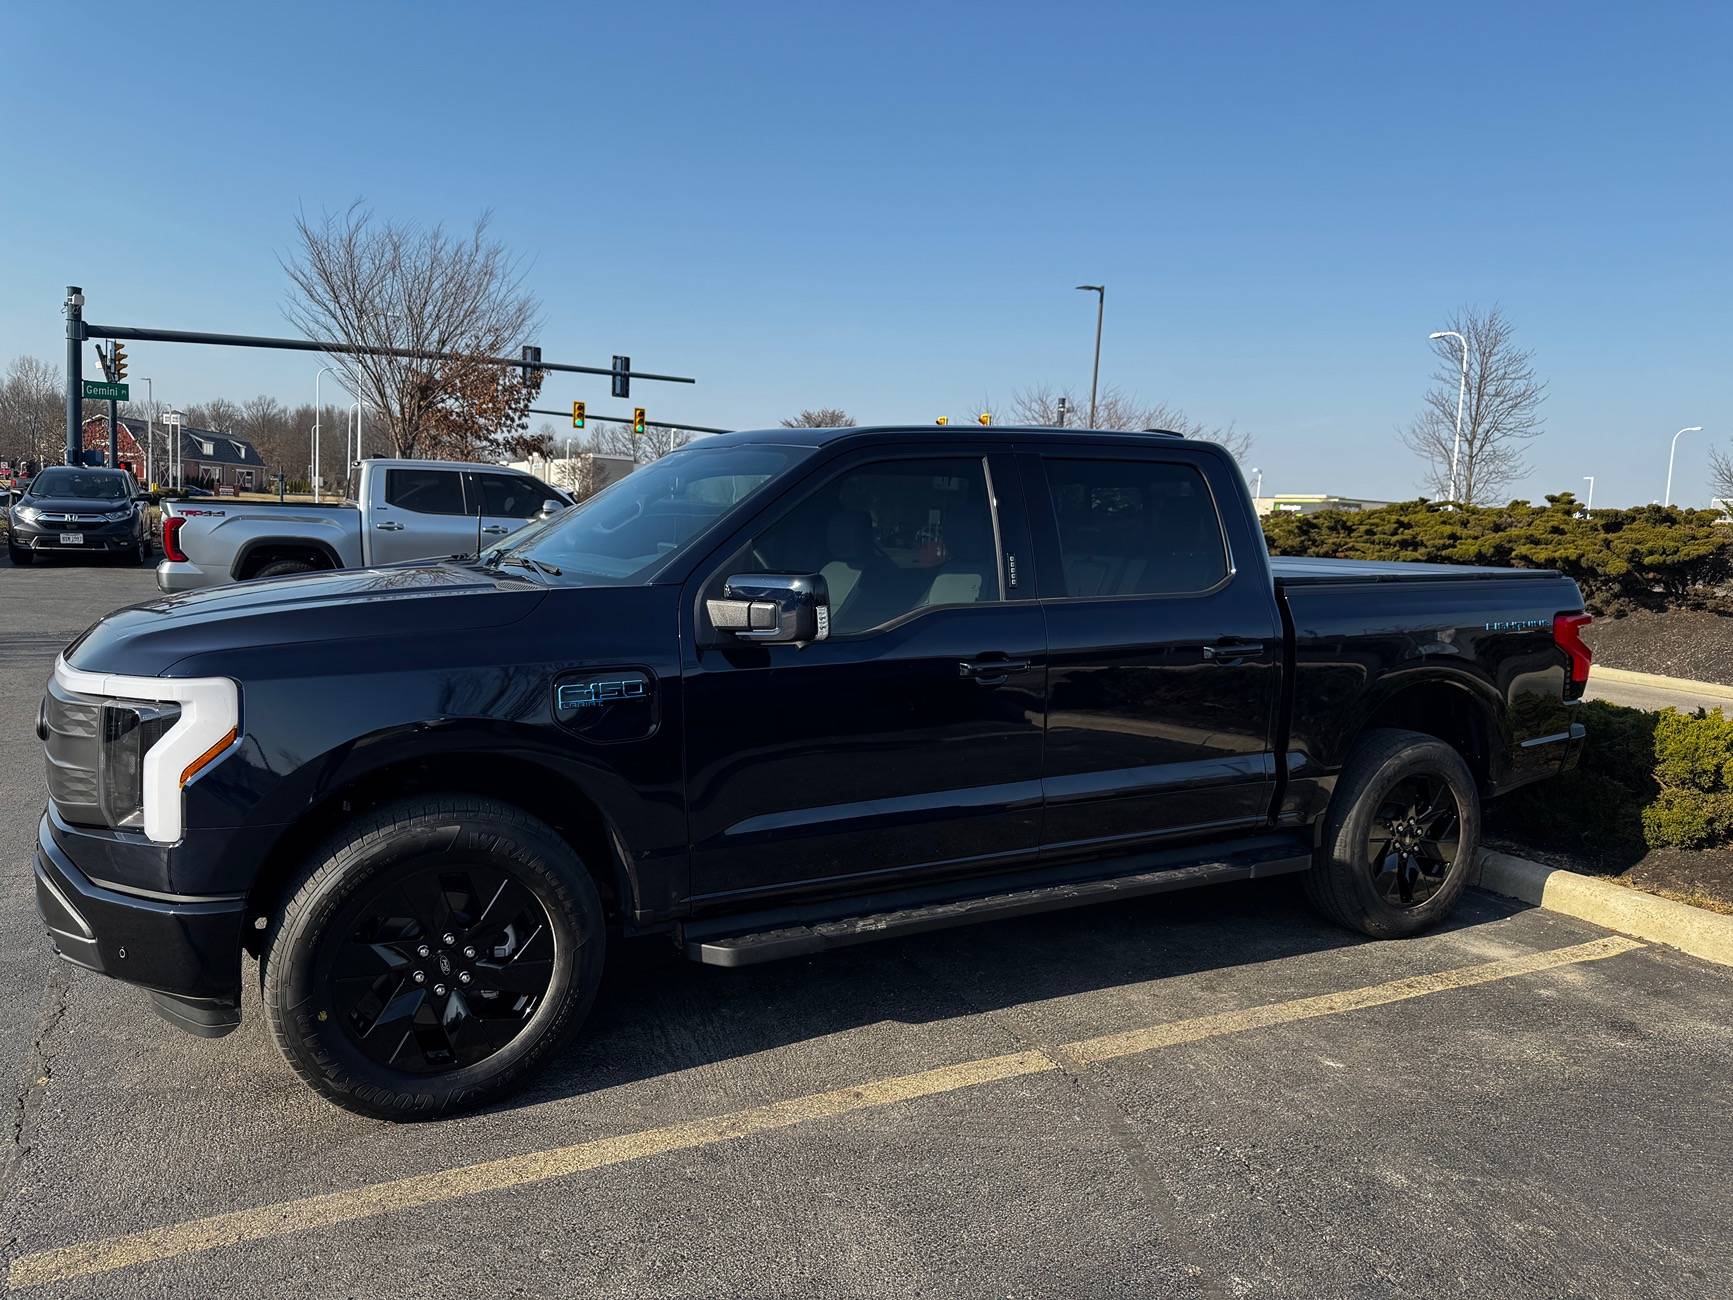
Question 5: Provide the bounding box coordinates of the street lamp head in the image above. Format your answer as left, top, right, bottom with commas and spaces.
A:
1076, 284, 1103, 293
1682, 426, 1703, 434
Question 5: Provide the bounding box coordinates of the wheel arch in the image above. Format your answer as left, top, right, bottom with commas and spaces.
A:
1348, 669, 1504, 791
230, 536, 344, 581
240, 749, 637, 957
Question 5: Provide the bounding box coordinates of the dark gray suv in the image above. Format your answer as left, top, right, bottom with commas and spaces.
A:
7, 466, 151, 566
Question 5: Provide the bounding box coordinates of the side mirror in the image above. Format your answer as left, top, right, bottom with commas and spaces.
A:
538, 498, 567, 518
707, 573, 830, 645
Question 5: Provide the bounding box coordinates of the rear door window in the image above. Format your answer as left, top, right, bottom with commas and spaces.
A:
384, 468, 466, 516
467, 472, 548, 519
1043, 458, 1228, 596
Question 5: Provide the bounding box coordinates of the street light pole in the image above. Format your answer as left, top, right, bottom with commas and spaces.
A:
1664, 426, 1703, 507
139, 377, 154, 487
1429, 330, 1469, 503
1582, 475, 1595, 512
313, 365, 343, 503
1076, 284, 1105, 428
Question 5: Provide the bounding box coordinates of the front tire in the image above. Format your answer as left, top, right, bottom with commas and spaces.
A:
8, 544, 31, 566
262, 795, 606, 1120
1305, 728, 1480, 939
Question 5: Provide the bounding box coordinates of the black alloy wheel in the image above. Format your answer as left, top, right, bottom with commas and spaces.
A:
329, 863, 556, 1074
263, 795, 606, 1120
1365, 774, 1460, 909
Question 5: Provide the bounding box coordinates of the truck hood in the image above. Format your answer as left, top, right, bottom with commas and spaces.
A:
65, 561, 548, 677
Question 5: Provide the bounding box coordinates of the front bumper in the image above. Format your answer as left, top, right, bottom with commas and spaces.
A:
33, 812, 246, 1036
12, 519, 143, 554
155, 558, 220, 592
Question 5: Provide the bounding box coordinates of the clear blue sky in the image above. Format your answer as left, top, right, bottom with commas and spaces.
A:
2, 1, 1728, 505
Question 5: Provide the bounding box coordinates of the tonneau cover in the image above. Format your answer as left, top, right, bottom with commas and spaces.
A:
1270, 556, 1561, 585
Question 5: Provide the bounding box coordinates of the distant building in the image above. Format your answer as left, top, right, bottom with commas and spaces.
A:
81, 416, 269, 491
508, 453, 636, 499
1253, 493, 1393, 517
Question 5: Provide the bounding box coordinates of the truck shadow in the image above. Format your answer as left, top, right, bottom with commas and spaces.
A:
509, 876, 1523, 1113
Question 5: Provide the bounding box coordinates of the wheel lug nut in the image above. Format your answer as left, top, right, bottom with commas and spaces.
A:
433, 983, 448, 997
458, 971, 472, 985
462, 946, 476, 960
416, 944, 431, 958
442, 933, 456, 946
412, 970, 425, 984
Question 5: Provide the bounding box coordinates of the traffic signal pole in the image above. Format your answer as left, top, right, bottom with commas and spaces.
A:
64, 286, 84, 464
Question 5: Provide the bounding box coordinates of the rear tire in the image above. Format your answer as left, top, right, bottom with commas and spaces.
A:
254, 559, 316, 579
133, 537, 152, 566
1305, 728, 1480, 939
262, 795, 607, 1121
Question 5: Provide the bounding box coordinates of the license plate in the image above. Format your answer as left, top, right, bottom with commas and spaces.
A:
58, 532, 83, 545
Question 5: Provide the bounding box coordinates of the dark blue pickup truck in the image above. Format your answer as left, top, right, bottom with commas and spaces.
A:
33, 425, 1591, 1119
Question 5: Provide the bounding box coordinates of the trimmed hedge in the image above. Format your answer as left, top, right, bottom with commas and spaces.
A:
1261, 494, 1733, 614
1492, 701, 1733, 856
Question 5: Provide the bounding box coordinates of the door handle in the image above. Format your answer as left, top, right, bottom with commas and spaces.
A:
375, 521, 405, 531
958, 657, 1031, 685
481, 525, 508, 534
1202, 641, 1265, 662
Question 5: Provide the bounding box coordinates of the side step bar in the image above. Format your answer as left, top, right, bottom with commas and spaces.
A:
685, 851, 1312, 968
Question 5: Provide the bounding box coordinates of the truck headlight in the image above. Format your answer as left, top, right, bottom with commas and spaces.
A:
51, 659, 239, 843
99, 701, 181, 828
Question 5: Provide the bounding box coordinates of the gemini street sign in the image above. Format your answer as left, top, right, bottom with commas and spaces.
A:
82, 380, 129, 401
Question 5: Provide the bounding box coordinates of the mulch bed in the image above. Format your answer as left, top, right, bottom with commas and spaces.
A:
1583, 609, 1733, 686
1487, 836, 1733, 917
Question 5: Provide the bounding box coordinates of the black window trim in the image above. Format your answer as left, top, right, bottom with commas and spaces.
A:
690, 444, 1024, 644
1020, 446, 1238, 604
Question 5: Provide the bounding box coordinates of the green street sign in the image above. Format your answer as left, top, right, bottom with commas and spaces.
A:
82, 380, 129, 401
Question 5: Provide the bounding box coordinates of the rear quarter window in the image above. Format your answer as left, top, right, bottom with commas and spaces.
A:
1044, 458, 1228, 596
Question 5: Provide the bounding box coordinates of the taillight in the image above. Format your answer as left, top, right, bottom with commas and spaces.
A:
1554, 612, 1593, 698
161, 515, 187, 563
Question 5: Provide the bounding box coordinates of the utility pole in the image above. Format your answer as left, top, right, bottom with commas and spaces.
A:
65, 286, 85, 464
1076, 285, 1105, 428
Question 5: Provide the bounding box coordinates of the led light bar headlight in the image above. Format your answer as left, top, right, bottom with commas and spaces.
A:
52, 659, 239, 843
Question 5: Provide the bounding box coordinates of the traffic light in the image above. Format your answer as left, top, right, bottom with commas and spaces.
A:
935, 416, 949, 426
612, 355, 631, 400
632, 407, 646, 437
977, 412, 991, 426
111, 343, 127, 381
572, 400, 586, 429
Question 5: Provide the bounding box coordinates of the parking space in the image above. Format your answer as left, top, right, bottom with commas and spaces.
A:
4, 566, 1733, 1298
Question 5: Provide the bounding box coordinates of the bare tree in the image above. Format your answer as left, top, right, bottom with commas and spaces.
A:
0, 356, 64, 467
1401, 306, 1546, 505
1709, 443, 1733, 507
1008, 382, 1252, 460
780, 408, 855, 428
589, 419, 692, 464
282, 204, 543, 461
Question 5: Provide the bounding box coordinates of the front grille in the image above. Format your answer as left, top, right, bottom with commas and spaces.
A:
43, 678, 103, 826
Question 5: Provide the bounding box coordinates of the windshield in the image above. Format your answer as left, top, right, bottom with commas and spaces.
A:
492, 443, 807, 584
28, 469, 129, 501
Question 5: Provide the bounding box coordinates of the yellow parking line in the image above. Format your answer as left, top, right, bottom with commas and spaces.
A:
8, 935, 1642, 1291
1066, 933, 1644, 1064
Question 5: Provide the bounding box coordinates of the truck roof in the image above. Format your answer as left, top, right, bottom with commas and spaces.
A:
700, 425, 1190, 450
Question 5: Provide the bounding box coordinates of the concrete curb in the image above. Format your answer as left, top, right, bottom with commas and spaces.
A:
1472, 849, 1733, 968
1592, 665, 1733, 702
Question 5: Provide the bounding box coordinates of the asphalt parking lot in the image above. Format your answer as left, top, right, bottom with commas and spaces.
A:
3, 557, 1732, 1298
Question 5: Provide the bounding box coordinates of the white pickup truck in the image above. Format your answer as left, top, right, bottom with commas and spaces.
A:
155, 458, 572, 592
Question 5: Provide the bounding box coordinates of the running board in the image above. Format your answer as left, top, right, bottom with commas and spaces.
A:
685, 851, 1312, 968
